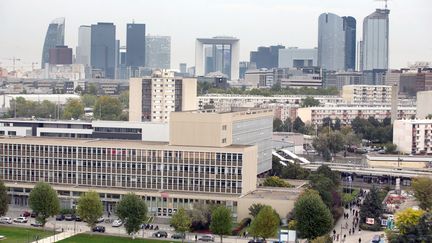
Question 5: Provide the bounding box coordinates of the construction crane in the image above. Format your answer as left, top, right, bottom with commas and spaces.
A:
1, 57, 22, 71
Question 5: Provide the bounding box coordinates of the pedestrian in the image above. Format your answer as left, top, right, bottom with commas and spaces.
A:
349, 229, 351, 235
352, 227, 355, 233
345, 222, 348, 229
352, 209, 355, 215
344, 235, 346, 240
359, 237, 361, 243
333, 229, 336, 235
337, 234, 339, 241
195, 234, 197, 242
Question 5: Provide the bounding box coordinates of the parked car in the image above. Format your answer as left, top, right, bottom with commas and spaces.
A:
248, 239, 265, 243
64, 214, 75, 221
171, 233, 185, 239
199, 235, 215, 242
13, 217, 28, 223
31, 221, 43, 227
97, 216, 104, 223
55, 214, 65, 221
112, 219, 123, 227
30, 212, 38, 218
75, 215, 82, 221
0, 217, 13, 224
92, 226, 106, 233
22, 211, 31, 217
371, 235, 381, 243
153, 231, 168, 238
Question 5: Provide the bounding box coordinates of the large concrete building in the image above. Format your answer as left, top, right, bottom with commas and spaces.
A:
318, 13, 346, 71
195, 37, 240, 80
90, 23, 116, 79
250, 45, 285, 69
342, 85, 392, 104
129, 70, 197, 123
126, 23, 146, 71
41, 18, 65, 68
417, 90, 432, 119
0, 108, 294, 221
278, 47, 318, 69
393, 119, 432, 155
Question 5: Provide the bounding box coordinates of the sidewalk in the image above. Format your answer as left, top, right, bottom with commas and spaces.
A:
31, 230, 78, 243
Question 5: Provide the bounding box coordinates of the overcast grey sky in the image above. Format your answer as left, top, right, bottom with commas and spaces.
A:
0, 0, 431, 70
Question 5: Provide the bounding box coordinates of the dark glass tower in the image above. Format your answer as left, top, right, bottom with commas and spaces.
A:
41, 18, 65, 68
90, 22, 116, 79
126, 23, 146, 68
343, 16, 356, 71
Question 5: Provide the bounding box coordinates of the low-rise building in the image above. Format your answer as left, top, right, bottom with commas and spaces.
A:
367, 154, 432, 169
342, 85, 392, 104
393, 119, 432, 155
416, 90, 432, 119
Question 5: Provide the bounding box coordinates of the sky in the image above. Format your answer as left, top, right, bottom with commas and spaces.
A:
0, 0, 431, 71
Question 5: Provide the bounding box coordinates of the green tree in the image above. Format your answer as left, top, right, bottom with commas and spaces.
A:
210, 206, 232, 243
395, 208, 425, 235
384, 143, 397, 154
63, 99, 84, 119
322, 117, 333, 130
426, 114, 432, 119
311, 235, 332, 243
412, 177, 432, 211
301, 97, 320, 107
333, 118, 341, 130
263, 176, 292, 188
294, 190, 333, 240
273, 118, 283, 132
248, 203, 265, 218
74, 85, 83, 94
81, 94, 97, 107
170, 208, 191, 243
283, 118, 292, 132
344, 132, 361, 149
116, 193, 148, 238
250, 205, 280, 240
0, 180, 8, 216
94, 96, 123, 120
188, 203, 214, 230
77, 191, 103, 231
312, 131, 345, 160
28, 182, 60, 227
119, 91, 129, 109
359, 187, 383, 231
293, 117, 306, 133
86, 83, 98, 95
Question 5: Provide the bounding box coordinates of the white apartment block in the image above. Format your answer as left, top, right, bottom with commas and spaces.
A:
342, 85, 393, 104
394, 119, 432, 155
297, 105, 416, 125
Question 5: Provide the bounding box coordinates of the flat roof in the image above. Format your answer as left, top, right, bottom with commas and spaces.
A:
0, 136, 252, 151
242, 187, 302, 200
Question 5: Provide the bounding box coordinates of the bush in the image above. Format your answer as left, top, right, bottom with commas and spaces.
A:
360, 222, 382, 231
60, 208, 75, 215
263, 176, 293, 188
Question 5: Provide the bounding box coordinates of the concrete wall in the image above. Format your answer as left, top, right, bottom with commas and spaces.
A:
417, 91, 432, 119
129, 78, 143, 122
181, 78, 198, 111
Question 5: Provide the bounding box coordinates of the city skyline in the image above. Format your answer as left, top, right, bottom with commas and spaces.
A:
0, 0, 431, 70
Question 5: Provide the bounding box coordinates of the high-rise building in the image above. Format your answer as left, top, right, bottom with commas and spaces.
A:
145, 35, 171, 69
48, 45, 72, 65
250, 45, 285, 69
41, 17, 65, 68
129, 69, 197, 123
343, 16, 356, 71
278, 47, 318, 68
76, 25, 91, 69
318, 13, 345, 71
90, 22, 116, 79
195, 37, 240, 80
179, 63, 187, 74
126, 23, 146, 70
362, 9, 390, 71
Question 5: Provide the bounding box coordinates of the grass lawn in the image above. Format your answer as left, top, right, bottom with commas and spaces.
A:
0, 225, 55, 243
58, 233, 173, 243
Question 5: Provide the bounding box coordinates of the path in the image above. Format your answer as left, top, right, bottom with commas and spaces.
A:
31, 230, 78, 243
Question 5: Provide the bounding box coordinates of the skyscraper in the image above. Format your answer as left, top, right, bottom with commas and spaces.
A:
145, 35, 171, 69
343, 16, 356, 71
318, 13, 345, 71
250, 45, 285, 69
41, 17, 65, 68
362, 9, 390, 71
90, 22, 116, 79
76, 25, 91, 67
195, 37, 240, 80
126, 23, 146, 69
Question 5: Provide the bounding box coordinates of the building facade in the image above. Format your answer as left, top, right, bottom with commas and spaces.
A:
278, 47, 318, 69
195, 37, 240, 80
343, 16, 356, 71
91, 23, 116, 79
342, 85, 392, 104
76, 25, 91, 78
126, 23, 146, 72
393, 119, 432, 155
129, 70, 197, 123
145, 35, 171, 69
318, 13, 345, 71
417, 90, 432, 119
41, 18, 65, 68
49, 46, 72, 65
250, 45, 285, 69
362, 9, 390, 71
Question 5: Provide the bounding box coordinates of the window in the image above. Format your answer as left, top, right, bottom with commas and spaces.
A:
222, 138, 226, 144
222, 125, 227, 131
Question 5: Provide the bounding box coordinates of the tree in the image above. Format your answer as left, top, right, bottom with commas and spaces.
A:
210, 206, 232, 243
311, 235, 332, 243
395, 208, 425, 235
94, 96, 122, 120
248, 203, 265, 218
188, 203, 214, 230
383, 117, 391, 126
74, 85, 83, 94
0, 180, 8, 216
359, 187, 383, 230
427, 114, 432, 119
119, 91, 129, 109
384, 143, 397, 154
412, 177, 432, 211
77, 191, 103, 231
273, 118, 283, 132
86, 83, 98, 95
263, 176, 292, 188
28, 182, 60, 227
293, 117, 306, 134
333, 118, 341, 130
313, 131, 345, 160
62, 99, 84, 119
81, 94, 97, 108
301, 97, 320, 107
170, 208, 191, 243
250, 205, 280, 240
283, 118, 292, 132
294, 190, 333, 240
343, 132, 361, 149
322, 117, 333, 130
116, 193, 148, 238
